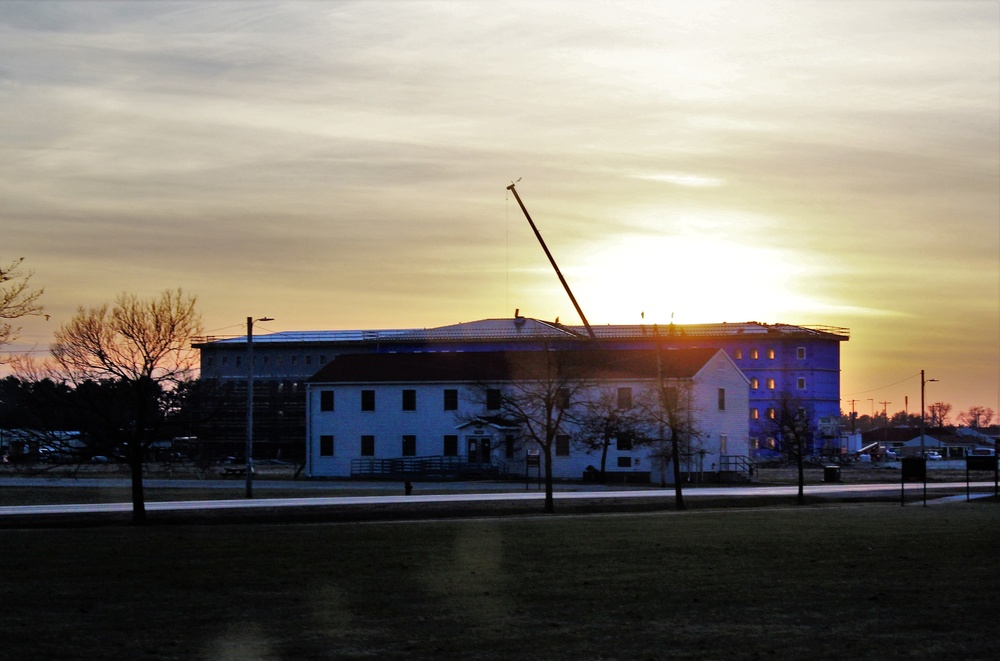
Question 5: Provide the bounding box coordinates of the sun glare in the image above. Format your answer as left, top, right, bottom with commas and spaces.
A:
568, 228, 818, 325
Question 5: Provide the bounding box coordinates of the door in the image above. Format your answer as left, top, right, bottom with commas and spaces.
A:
467, 437, 492, 464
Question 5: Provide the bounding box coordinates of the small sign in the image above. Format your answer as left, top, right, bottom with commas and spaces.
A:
526, 454, 540, 467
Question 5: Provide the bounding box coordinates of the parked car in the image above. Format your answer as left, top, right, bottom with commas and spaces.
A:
924, 451, 943, 460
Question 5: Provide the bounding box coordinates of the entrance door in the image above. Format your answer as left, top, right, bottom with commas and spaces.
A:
467, 437, 491, 464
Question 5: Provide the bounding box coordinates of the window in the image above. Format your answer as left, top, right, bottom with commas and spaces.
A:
236, 355, 242, 367
505, 435, 515, 459
557, 388, 570, 409
617, 387, 632, 410
291, 355, 297, 365
263, 355, 270, 366
733, 349, 743, 360
443, 389, 458, 411
766, 348, 775, 360
443, 435, 458, 457
319, 435, 334, 456
797, 347, 806, 360
617, 456, 632, 468
750, 349, 759, 360
720, 434, 728, 454
320, 390, 334, 412
555, 434, 570, 456
221, 356, 228, 366
617, 432, 633, 451
750, 408, 759, 420
361, 390, 375, 411
361, 435, 375, 456
305, 355, 313, 365
718, 388, 726, 411
486, 388, 502, 410
319, 355, 327, 365
766, 378, 776, 390
402, 435, 416, 456
797, 377, 806, 390
750, 377, 759, 390
402, 389, 416, 411
767, 408, 776, 420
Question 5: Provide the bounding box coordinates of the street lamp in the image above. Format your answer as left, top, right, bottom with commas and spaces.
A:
919, 369, 939, 506
246, 316, 274, 498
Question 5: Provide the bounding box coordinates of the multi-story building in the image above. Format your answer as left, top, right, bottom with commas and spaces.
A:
304, 347, 749, 483
193, 315, 848, 461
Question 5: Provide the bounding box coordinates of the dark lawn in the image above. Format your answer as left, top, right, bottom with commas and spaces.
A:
2, 503, 998, 660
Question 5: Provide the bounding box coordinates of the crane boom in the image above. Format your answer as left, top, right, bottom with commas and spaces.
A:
506, 183, 598, 343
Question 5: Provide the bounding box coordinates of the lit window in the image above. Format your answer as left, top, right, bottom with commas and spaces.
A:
797, 347, 806, 360
766, 378, 776, 390
797, 377, 806, 390
767, 349, 775, 360
361, 390, 375, 411
402, 435, 416, 456
750, 377, 759, 389
750, 349, 759, 360
767, 408, 776, 419
733, 349, 743, 360
320, 390, 334, 412
402, 389, 416, 411
750, 408, 759, 420
556, 435, 570, 456
360, 435, 375, 456
319, 435, 334, 457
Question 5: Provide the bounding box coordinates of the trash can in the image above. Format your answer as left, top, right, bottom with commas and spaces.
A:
823, 465, 841, 483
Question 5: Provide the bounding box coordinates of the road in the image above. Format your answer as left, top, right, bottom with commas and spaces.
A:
1, 479, 995, 517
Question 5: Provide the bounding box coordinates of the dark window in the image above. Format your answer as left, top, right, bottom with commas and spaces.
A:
361, 390, 375, 411
486, 388, 502, 410
797, 347, 806, 360
402, 435, 416, 456
319, 435, 334, 457
505, 435, 515, 459
718, 388, 726, 411
797, 377, 806, 390
555, 434, 570, 456
617, 456, 632, 468
402, 389, 416, 411
443, 435, 458, 457
443, 389, 458, 411
360, 435, 375, 456
617, 432, 633, 451
557, 388, 570, 409
617, 387, 632, 410
320, 390, 334, 412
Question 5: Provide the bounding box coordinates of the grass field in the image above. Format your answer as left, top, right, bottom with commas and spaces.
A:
2, 502, 998, 660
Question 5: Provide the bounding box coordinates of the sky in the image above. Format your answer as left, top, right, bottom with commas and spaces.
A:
2, 1, 998, 420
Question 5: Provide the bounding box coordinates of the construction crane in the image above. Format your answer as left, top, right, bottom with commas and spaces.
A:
506, 182, 598, 343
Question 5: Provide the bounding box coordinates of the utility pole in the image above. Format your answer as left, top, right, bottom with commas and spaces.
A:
880, 401, 891, 449
246, 315, 274, 498
846, 399, 859, 433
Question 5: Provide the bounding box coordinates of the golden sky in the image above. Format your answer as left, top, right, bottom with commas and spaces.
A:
2, 1, 998, 418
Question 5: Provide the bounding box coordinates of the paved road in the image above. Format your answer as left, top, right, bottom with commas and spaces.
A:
1, 480, 995, 517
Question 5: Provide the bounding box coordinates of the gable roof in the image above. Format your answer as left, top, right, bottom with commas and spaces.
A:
308, 347, 723, 385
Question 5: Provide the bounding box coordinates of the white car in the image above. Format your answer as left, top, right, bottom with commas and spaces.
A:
924, 451, 943, 460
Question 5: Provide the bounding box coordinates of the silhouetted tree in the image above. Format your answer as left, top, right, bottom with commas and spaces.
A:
758, 396, 815, 505
927, 402, 952, 428
50, 289, 202, 524
0, 257, 45, 355
574, 385, 645, 482
958, 406, 994, 429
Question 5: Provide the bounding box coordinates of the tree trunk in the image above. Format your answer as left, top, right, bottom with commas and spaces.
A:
543, 447, 554, 513
129, 439, 147, 525
671, 434, 685, 510
599, 432, 610, 483
796, 444, 805, 506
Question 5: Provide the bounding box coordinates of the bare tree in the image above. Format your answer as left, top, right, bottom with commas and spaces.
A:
50, 289, 202, 524
927, 402, 952, 428
757, 396, 815, 505
636, 372, 701, 510
489, 350, 591, 513
0, 257, 45, 356
574, 385, 644, 482
958, 406, 994, 429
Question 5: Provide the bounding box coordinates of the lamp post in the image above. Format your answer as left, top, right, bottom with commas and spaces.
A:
246, 316, 274, 498
919, 369, 939, 506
